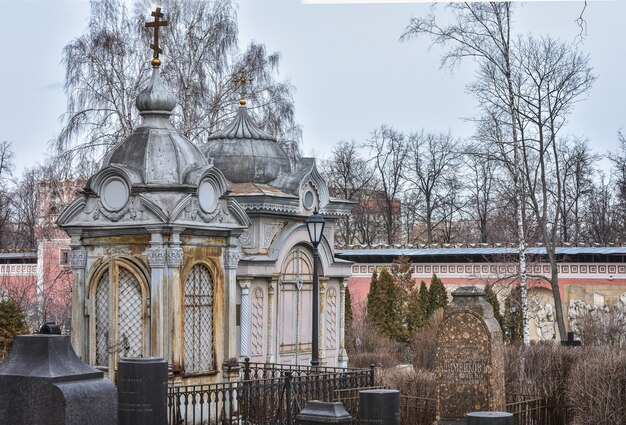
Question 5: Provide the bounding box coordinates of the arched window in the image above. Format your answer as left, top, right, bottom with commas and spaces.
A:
183, 264, 214, 373
92, 261, 147, 369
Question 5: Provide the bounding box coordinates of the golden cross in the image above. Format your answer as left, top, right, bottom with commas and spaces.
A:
145, 7, 168, 66
237, 68, 252, 106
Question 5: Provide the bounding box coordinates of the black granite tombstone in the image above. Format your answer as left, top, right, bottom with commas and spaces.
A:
39, 321, 62, 334
117, 357, 168, 425
296, 400, 352, 425
359, 389, 400, 425
561, 331, 582, 347
467, 411, 513, 425
0, 335, 117, 425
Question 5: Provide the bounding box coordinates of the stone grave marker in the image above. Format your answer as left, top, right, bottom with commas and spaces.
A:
0, 334, 117, 425
434, 286, 505, 424
118, 357, 168, 425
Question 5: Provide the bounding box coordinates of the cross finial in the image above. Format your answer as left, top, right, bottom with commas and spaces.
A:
145, 7, 168, 67
236, 68, 252, 107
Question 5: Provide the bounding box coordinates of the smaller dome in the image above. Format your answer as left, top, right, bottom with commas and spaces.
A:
103, 66, 207, 186
204, 105, 291, 184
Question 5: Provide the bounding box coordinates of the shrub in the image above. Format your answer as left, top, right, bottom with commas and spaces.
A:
567, 349, 626, 425
410, 308, 444, 370
0, 300, 29, 362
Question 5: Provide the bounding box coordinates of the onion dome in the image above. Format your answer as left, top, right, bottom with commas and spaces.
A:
203, 102, 291, 184
103, 66, 208, 185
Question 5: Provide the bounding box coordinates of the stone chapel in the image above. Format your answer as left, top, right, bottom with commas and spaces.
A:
57, 10, 352, 383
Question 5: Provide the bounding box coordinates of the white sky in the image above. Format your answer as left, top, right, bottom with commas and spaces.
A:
1, 0, 625, 174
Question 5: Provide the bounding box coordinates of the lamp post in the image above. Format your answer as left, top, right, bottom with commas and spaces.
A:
305, 210, 325, 367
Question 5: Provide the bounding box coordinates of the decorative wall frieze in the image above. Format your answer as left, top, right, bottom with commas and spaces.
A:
92, 197, 137, 222
238, 202, 299, 214
262, 222, 287, 248
238, 228, 253, 248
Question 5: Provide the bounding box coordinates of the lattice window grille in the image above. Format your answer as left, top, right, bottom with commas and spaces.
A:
117, 267, 143, 358
184, 264, 214, 373
95, 270, 110, 367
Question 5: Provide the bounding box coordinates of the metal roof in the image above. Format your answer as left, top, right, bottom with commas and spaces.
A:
335, 246, 626, 258
0, 251, 37, 260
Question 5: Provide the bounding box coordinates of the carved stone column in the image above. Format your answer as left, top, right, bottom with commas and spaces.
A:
166, 230, 183, 368
319, 278, 328, 365
223, 239, 240, 372
238, 279, 252, 359
146, 231, 166, 359
266, 277, 277, 364
338, 278, 349, 367
69, 242, 87, 360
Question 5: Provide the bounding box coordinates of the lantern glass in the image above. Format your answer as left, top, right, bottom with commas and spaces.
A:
306, 210, 326, 246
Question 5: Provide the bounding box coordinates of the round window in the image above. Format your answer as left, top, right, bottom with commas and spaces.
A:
101, 177, 129, 211
303, 190, 315, 210
198, 180, 218, 213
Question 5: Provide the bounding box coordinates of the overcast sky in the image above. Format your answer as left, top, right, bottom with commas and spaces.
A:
2, 1, 625, 174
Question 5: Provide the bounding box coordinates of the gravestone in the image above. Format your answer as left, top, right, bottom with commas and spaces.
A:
0, 334, 117, 425
434, 286, 505, 425
118, 357, 168, 425
359, 389, 400, 425
296, 400, 352, 425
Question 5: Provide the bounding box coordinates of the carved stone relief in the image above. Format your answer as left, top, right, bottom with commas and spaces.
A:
326, 286, 338, 350
251, 287, 264, 356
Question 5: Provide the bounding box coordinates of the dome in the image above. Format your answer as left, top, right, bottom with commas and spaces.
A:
203, 105, 291, 184
103, 67, 208, 185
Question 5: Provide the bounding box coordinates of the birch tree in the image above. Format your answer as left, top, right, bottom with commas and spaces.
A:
403, 2, 533, 344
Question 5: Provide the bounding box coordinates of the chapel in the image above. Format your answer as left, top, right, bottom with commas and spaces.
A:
57, 8, 353, 383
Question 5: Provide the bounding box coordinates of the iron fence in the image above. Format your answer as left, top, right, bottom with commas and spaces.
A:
167, 362, 567, 425
168, 363, 376, 425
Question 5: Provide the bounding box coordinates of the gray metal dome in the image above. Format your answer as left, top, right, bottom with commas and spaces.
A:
203, 105, 291, 184
103, 67, 208, 185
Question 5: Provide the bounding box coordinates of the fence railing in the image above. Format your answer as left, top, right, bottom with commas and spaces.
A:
167, 362, 565, 425
168, 363, 376, 425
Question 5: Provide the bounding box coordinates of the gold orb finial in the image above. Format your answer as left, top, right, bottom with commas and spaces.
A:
151, 58, 161, 67
239, 99, 247, 107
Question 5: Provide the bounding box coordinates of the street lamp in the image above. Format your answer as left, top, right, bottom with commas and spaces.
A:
305, 210, 325, 367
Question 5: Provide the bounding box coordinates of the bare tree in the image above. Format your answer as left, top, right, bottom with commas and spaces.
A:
583, 173, 620, 243
366, 125, 409, 245
404, 131, 462, 244
0, 142, 15, 248
59, 0, 300, 171
321, 140, 376, 245
608, 130, 626, 228
558, 137, 598, 242
464, 142, 500, 243
514, 35, 595, 341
